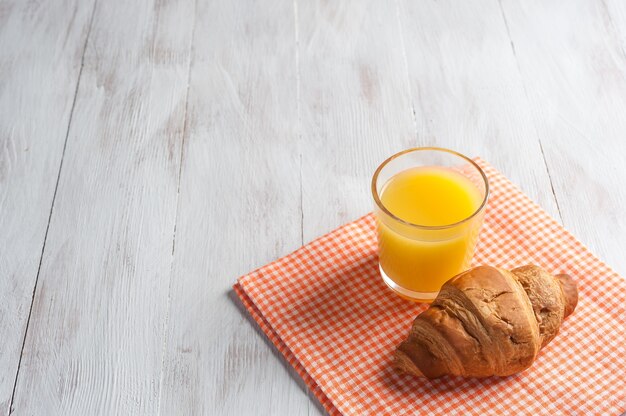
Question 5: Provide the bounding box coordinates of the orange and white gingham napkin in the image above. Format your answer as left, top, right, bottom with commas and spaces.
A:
234, 159, 626, 415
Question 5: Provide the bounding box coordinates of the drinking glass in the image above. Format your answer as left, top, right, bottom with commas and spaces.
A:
371, 147, 489, 302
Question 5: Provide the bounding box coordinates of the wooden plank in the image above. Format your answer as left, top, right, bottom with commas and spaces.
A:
298, 0, 561, 250
499, 0, 626, 275
292, 3, 424, 409
605, 0, 626, 50
295, 0, 418, 408
9, 0, 195, 413
0, 0, 96, 413
297, 0, 416, 239
158, 0, 310, 415
292, 0, 413, 410
397, 0, 560, 220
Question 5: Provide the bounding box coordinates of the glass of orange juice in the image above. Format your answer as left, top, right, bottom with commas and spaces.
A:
371, 147, 489, 303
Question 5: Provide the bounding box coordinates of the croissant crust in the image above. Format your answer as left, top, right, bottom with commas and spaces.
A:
394, 265, 578, 378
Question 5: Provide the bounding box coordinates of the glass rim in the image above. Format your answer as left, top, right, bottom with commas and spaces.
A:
371, 147, 490, 230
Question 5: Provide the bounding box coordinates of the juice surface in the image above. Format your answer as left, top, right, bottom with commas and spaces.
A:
381, 167, 480, 227
378, 166, 483, 299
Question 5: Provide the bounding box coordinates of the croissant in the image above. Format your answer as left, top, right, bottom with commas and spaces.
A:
394, 265, 578, 378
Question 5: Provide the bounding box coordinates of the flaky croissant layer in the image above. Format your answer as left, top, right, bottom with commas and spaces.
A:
394, 265, 578, 378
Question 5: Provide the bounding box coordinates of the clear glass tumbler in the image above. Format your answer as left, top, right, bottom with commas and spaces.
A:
371, 147, 489, 302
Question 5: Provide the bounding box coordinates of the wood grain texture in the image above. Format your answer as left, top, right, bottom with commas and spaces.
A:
297, 0, 416, 240
397, 0, 561, 221
9, 0, 195, 413
158, 0, 310, 414
0, 0, 95, 413
499, 0, 626, 276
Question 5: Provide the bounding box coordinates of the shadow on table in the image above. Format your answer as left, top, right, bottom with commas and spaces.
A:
279, 252, 419, 332
380, 361, 521, 394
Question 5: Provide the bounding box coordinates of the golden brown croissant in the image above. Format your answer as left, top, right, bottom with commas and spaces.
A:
394, 265, 578, 378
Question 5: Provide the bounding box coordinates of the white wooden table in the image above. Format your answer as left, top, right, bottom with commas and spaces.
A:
1, 0, 625, 414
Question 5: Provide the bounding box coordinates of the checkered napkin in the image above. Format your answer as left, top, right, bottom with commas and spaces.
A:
234, 159, 626, 415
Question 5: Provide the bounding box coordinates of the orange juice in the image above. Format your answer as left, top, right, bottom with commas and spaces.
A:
377, 166, 484, 300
